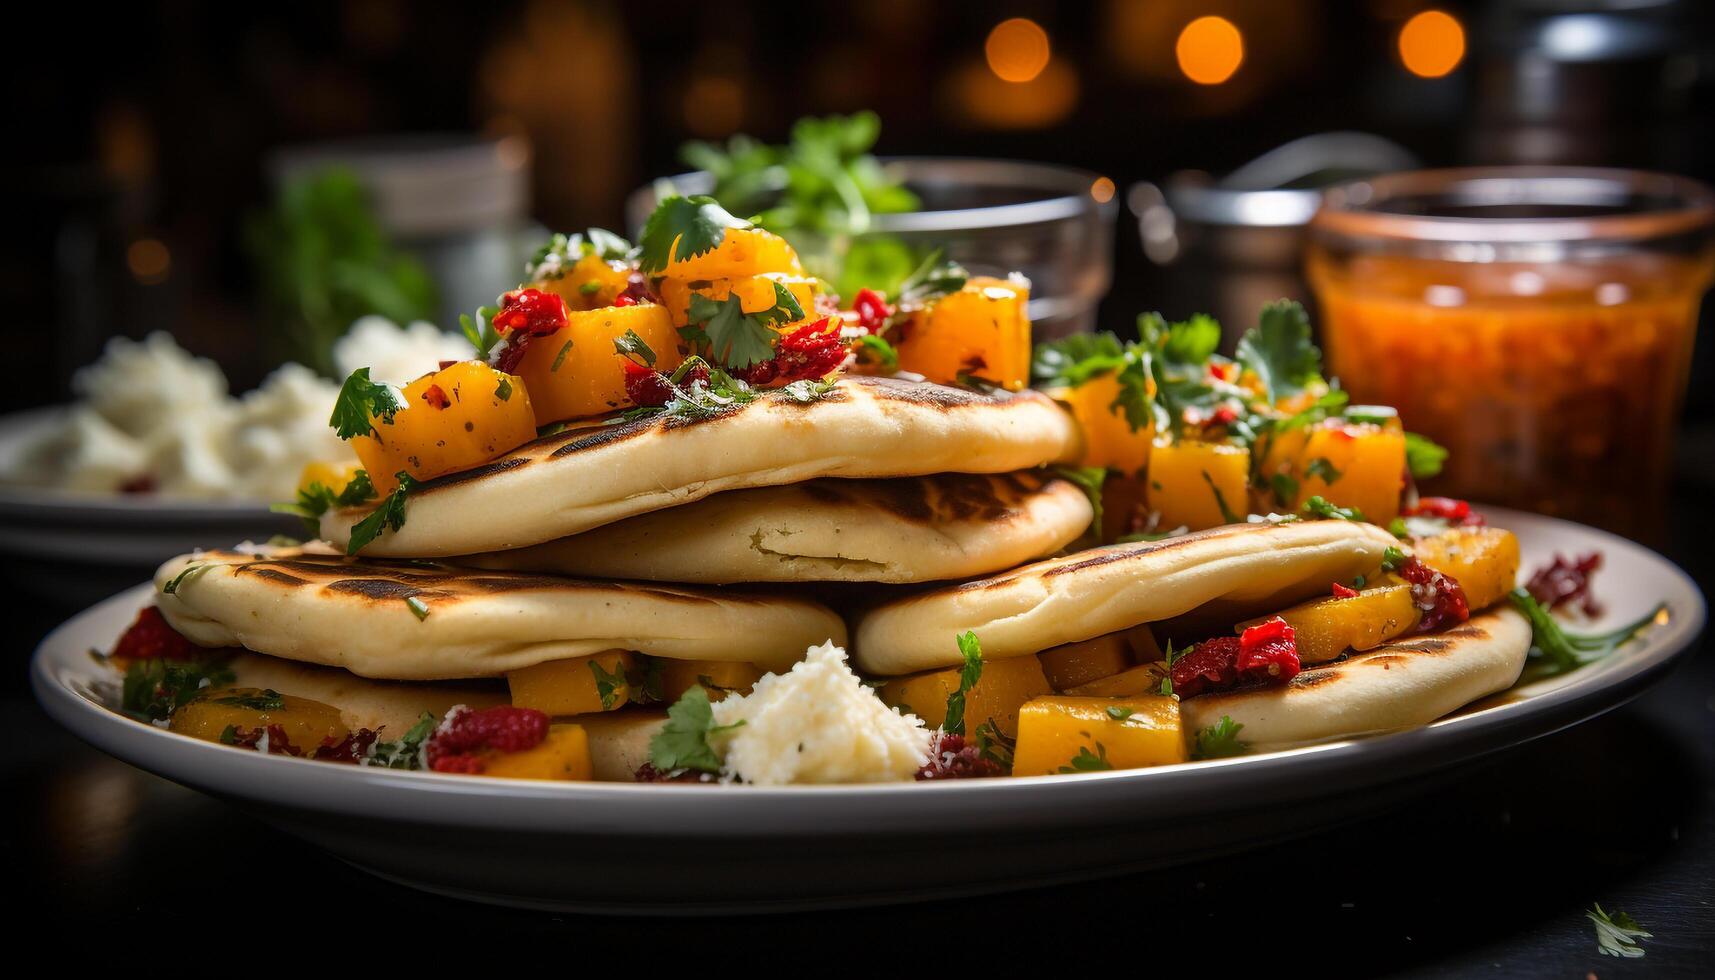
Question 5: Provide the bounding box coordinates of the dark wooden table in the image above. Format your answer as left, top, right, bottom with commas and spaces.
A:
8, 457, 1712, 974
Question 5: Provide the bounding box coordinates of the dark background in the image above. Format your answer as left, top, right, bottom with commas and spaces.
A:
5, 1, 1715, 968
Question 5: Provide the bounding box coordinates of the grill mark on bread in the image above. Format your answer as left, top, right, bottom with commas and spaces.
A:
236, 567, 309, 586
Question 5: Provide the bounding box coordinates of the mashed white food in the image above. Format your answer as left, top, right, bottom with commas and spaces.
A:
711, 641, 931, 785
9, 321, 470, 500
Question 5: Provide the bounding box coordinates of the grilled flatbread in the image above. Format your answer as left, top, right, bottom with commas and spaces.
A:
320, 376, 1079, 558
155, 549, 845, 679
464, 471, 1093, 584
852, 520, 1401, 675
1179, 607, 1530, 750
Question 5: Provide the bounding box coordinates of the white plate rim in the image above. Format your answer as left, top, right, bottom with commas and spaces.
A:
30, 506, 1706, 838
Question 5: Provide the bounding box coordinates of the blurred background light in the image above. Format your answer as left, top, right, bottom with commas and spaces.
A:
1399, 10, 1466, 79
1091, 176, 1116, 203
1176, 15, 1245, 86
125, 239, 170, 285
985, 17, 1052, 83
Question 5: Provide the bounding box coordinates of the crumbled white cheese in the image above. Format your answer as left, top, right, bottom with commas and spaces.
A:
710, 641, 930, 785
333, 316, 474, 387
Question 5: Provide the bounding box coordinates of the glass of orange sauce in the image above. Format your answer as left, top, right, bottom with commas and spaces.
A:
1307, 168, 1715, 539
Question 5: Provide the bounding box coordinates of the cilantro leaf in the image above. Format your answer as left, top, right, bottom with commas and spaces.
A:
122, 657, 235, 722
1508, 588, 1664, 678
687, 292, 779, 369
329, 367, 407, 440
972, 719, 1015, 770
1405, 432, 1449, 479
1194, 715, 1247, 759
346, 472, 417, 554
941, 630, 986, 736
647, 686, 743, 774
1031, 333, 1128, 389
1302, 495, 1364, 522
1587, 903, 1651, 959
1235, 300, 1322, 403
1058, 742, 1114, 773
854, 333, 899, 371
273, 470, 377, 536
638, 195, 751, 273
363, 712, 436, 769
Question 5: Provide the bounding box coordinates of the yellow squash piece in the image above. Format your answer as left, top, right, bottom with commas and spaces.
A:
1148, 439, 1250, 531
1261, 421, 1406, 523
1411, 526, 1521, 611
535, 254, 635, 311
877, 653, 1052, 738
296, 460, 364, 497
170, 688, 348, 749
662, 226, 803, 280
1038, 633, 1131, 691
352, 360, 537, 494
658, 659, 764, 703
1012, 695, 1186, 776
1049, 372, 1153, 474
507, 650, 635, 716
512, 303, 684, 425
658, 274, 822, 330
481, 724, 593, 781
1237, 583, 1419, 664
1066, 663, 1166, 698
893, 276, 1032, 391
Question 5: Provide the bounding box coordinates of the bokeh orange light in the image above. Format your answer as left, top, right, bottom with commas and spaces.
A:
1175, 16, 1244, 86
1399, 10, 1465, 79
985, 17, 1051, 83
1090, 177, 1115, 203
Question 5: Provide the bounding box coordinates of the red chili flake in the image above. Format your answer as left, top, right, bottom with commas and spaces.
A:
622, 360, 677, 407
1331, 582, 1360, 599
613, 293, 637, 307
313, 728, 379, 764
732, 317, 847, 386
421, 384, 451, 410
1235, 617, 1300, 683
617, 272, 661, 306
112, 606, 204, 661
425, 705, 549, 774
1405, 496, 1485, 526
491, 287, 569, 336
1396, 555, 1470, 632
1525, 551, 1604, 617
915, 732, 1005, 780
1171, 637, 1242, 698
852, 288, 891, 333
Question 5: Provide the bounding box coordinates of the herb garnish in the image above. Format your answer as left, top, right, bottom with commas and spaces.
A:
346, 472, 417, 555
853, 333, 899, 371
211, 689, 286, 711
122, 657, 236, 722
1304, 457, 1343, 484
526, 229, 634, 280
1054, 465, 1107, 540
589, 658, 629, 710
1587, 903, 1651, 958
160, 562, 213, 596
1105, 705, 1136, 721
459, 304, 502, 360
1303, 495, 1364, 522
1194, 715, 1247, 759
638, 195, 752, 273
613, 328, 657, 367
895, 249, 970, 306
1404, 432, 1449, 479
271, 469, 377, 536
329, 367, 407, 440
1508, 588, 1664, 679
404, 596, 430, 621
363, 712, 437, 769
942, 630, 985, 736
683, 282, 804, 369
1058, 743, 1114, 773
647, 686, 744, 775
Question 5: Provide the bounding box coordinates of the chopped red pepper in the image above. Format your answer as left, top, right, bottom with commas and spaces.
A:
112, 606, 204, 662
1331, 581, 1360, 599
1405, 496, 1485, 526
491, 287, 568, 336
852, 288, 892, 333
421, 384, 451, 410
425, 705, 550, 775
1395, 555, 1470, 631
1210, 404, 1239, 426
613, 293, 637, 307
1525, 551, 1604, 617
1171, 637, 1241, 698
1236, 617, 1301, 683
735, 317, 848, 386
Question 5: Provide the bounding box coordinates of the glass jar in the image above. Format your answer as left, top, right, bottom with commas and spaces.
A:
1307, 168, 1715, 539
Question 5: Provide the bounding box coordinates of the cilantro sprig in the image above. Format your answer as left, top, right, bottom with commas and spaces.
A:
683, 281, 804, 369
1405, 432, 1449, 480
1235, 299, 1323, 404
328, 368, 407, 440
1194, 715, 1247, 759
346, 472, 417, 554
271, 469, 376, 536
363, 712, 436, 770
1058, 742, 1114, 773
942, 630, 985, 736
1508, 588, 1664, 679
647, 686, 744, 775
638, 195, 752, 273
122, 657, 235, 722
459, 304, 501, 360
527, 228, 634, 280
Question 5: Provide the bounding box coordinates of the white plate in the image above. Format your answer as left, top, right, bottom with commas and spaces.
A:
30, 507, 1704, 914
0, 408, 296, 600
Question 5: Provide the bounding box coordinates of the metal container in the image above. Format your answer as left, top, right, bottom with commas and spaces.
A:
629, 158, 1118, 339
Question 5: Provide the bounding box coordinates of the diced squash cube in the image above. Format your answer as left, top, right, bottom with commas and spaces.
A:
658, 659, 764, 703
535, 254, 634, 311
512, 303, 684, 425
296, 460, 364, 497
1012, 695, 1186, 776
170, 688, 348, 749
1236, 584, 1418, 664
351, 360, 537, 494
507, 650, 635, 716
662, 226, 803, 280
1038, 632, 1131, 691
877, 653, 1052, 737
1048, 372, 1153, 475
481, 724, 593, 781
1148, 440, 1250, 531
1411, 526, 1521, 611
1066, 663, 1166, 698
893, 276, 1031, 391
658, 274, 821, 330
